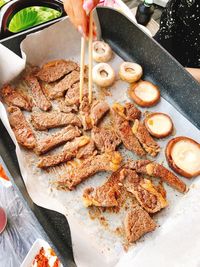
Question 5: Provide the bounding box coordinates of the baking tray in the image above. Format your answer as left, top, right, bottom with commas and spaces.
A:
0, 7, 200, 267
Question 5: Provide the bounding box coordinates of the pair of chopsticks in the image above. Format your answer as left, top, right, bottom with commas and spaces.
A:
79, 12, 93, 104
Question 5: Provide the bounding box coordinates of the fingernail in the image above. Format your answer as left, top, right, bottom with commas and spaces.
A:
83, 0, 94, 15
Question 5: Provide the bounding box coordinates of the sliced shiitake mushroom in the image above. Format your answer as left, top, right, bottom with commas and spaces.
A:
166, 136, 200, 178
119, 62, 143, 83
128, 80, 160, 107
92, 63, 115, 87
92, 41, 112, 63
145, 112, 173, 138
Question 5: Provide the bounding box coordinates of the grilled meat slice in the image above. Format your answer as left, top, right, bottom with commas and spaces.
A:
38, 136, 90, 169
25, 75, 51, 111
1, 84, 33, 111
83, 168, 122, 207
111, 106, 145, 157
76, 139, 96, 159
8, 106, 36, 149
36, 60, 79, 83
57, 151, 122, 190
31, 111, 81, 130
65, 82, 88, 106
124, 102, 141, 121
58, 100, 78, 113
132, 119, 160, 157
35, 125, 81, 155
91, 126, 121, 152
124, 206, 156, 243
126, 160, 187, 193
79, 97, 93, 130
90, 100, 110, 125
121, 169, 168, 213
48, 70, 80, 99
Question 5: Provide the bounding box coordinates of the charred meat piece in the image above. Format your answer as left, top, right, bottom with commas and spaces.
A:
8, 106, 36, 149
35, 125, 81, 155
111, 106, 145, 157
58, 100, 78, 113
124, 206, 156, 243
48, 70, 80, 99
79, 97, 93, 131
1, 84, 33, 111
124, 102, 141, 121
25, 75, 52, 111
57, 151, 122, 190
31, 111, 81, 130
83, 168, 122, 207
76, 139, 96, 159
65, 82, 88, 106
121, 169, 168, 213
36, 60, 79, 83
38, 136, 89, 169
90, 100, 110, 125
91, 126, 121, 152
126, 160, 187, 193
132, 119, 160, 157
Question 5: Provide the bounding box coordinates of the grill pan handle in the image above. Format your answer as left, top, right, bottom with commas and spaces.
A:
0, 0, 65, 39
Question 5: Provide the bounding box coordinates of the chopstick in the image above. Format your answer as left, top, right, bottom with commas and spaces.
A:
79, 36, 86, 103
79, 12, 93, 104
88, 12, 93, 104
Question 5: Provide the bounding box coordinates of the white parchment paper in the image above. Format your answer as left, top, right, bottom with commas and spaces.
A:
0, 17, 200, 267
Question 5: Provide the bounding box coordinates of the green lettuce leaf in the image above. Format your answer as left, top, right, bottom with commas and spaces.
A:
8, 7, 61, 33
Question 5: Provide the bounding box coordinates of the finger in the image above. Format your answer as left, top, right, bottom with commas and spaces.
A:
71, 0, 88, 36
83, 0, 100, 15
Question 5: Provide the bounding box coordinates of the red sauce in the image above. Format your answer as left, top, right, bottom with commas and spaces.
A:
33, 247, 60, 267
0, 165, 9, 181
34, 248, 49, 267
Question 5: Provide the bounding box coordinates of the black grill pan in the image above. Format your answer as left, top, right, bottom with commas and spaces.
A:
0, 7, 200, 267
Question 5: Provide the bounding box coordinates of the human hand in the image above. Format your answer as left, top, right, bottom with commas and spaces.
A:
63, 0, 100, 37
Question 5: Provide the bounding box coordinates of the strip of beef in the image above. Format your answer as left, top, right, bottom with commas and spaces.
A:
83, 168, 122, 207
126, 160, 187, 193
112, 102, 141, 121
25, 75, 52, 111
111, 107, 145, 157
132, 119, 160, 157
58, 100, 78, 113
91, 126, 121, 152
31, 111, 81, 130
36, 60, 79, 83
65, 82, 88, 106
121, 169, 168, 213
90, 100, 110, 125
35, 125, 81, 155
124, 102, 141, 121
1, 84, 33, 111
38, 136, 90, 169
57, 151, 122, 190
8, 106, 36, 149
76, 139, 96, 159
79, 97, 93, 130
124, 206, 156, 243
48, 70, 80, 99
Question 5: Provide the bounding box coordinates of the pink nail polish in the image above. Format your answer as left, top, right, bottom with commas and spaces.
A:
83, 0, 94, 15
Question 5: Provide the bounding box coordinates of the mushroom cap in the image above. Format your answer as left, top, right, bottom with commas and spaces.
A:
128, 80, 160, 107
119, 62, 143, 83
145, 112, 173, 138
166, 136, 200, 178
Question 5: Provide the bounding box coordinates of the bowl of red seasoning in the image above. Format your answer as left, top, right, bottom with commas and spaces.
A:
21, 239, 62, 267
0, 207, 7, 234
